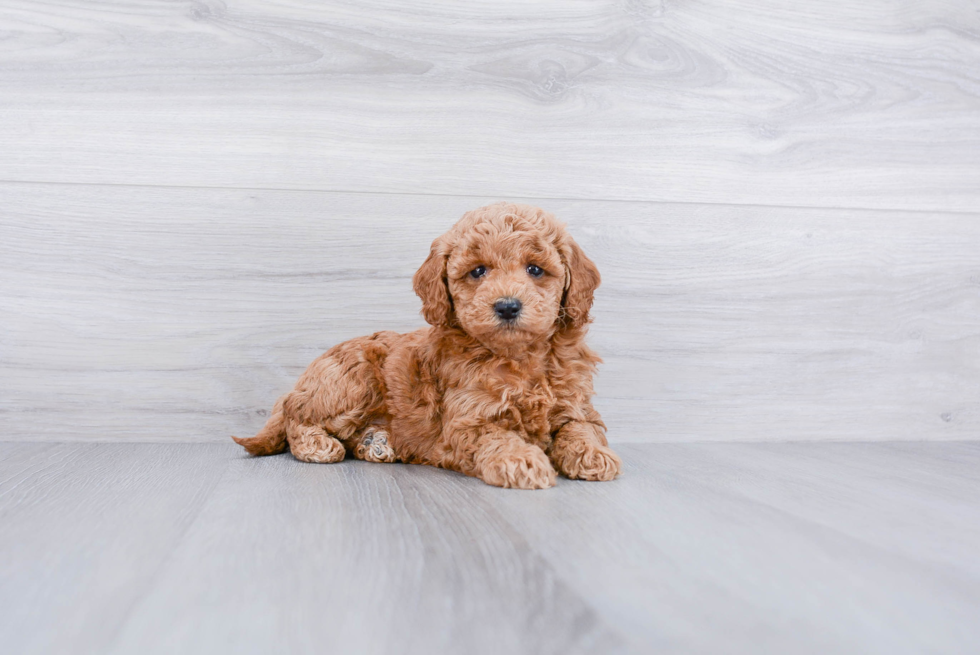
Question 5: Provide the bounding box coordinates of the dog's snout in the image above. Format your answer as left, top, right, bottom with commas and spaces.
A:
494, 297, 523, 322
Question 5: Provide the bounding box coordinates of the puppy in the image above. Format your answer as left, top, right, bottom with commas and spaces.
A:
233, 203, 621, 489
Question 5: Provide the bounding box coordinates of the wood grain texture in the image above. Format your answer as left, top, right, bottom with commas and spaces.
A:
487, 442, 980, 653
108, 450, 623, 655
2, 182, 978, 443
2, 442, 979, 654
1, 1, 979, 210
0, 442, 229, 655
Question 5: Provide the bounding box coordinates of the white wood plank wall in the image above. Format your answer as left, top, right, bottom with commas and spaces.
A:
1, 1, 978, 443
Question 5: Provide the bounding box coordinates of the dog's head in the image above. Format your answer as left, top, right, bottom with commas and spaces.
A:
413, 203, 600, 351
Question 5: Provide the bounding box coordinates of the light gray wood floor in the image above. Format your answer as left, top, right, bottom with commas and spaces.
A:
2, 441, 979, 655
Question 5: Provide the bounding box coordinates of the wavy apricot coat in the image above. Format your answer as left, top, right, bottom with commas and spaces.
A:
233, 203, 621, 489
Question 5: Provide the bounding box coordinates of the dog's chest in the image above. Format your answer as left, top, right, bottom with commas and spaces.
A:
494, 366, 556, 445
518, 379, 556, 445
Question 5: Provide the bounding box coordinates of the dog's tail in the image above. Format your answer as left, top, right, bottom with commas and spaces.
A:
232, 398, 288, 456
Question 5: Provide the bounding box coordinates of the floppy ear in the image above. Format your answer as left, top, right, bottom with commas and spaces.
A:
560, 235, 601, 329
413, 235, 454, 326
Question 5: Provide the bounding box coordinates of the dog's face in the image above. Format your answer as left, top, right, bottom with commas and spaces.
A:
414, 204, 600, 352
445, 220, 567, 348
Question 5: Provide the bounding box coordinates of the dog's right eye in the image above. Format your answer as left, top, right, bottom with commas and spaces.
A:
469, 265, 487, 279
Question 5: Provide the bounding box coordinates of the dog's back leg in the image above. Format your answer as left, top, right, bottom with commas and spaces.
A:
285, 421, 346, 463
276, 334, 393, 463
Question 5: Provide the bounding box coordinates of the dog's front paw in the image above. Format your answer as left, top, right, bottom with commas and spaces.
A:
552, 442, 621, 481
478, 446, 557, 490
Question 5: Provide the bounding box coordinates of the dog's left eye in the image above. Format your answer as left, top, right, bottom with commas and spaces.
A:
526, 264, 544, 278
469, 265, 487, 279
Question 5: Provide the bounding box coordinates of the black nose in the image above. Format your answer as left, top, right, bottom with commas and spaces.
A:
494, 297, 523, 322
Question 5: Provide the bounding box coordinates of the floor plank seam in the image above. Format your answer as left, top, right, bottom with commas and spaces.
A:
100, 451, 232, 651
436, 475, 632, 650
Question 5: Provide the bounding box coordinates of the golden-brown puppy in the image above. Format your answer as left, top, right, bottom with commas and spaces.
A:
233, 203, 621, 489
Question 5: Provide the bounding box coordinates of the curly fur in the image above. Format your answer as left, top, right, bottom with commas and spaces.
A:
232, 203, 621, 489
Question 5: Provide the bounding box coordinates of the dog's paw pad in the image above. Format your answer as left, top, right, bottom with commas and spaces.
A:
356, 428, 396, 463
